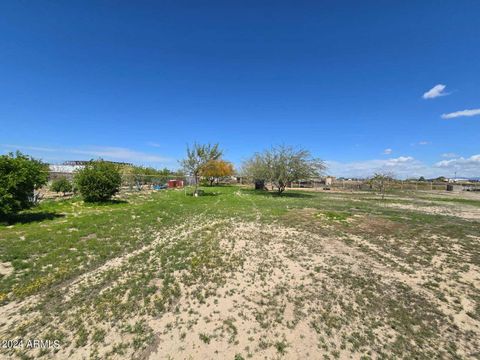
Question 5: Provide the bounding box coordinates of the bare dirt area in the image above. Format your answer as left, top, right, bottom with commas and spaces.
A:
383, 201, 480, 220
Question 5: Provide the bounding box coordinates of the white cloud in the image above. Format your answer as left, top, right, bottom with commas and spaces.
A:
68, 146, 170, 163
1, 144, 58, 153
435, 154, 480, 170
422, 84, 448, 99
326, 156, 424, 179
441, 108, 480, 119
383, 148, 392, 155
326, 154, 480, 179
0, 144, 172, 165
441, 152, 458, 158
147, 142, 162, 148
418, 141, 430, 145
386, 156, 414, 164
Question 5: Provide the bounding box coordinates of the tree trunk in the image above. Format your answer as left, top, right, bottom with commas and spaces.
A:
194, 174, 199, 196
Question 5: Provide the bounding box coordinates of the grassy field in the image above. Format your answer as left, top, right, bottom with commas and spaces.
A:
0, 186, 479, 359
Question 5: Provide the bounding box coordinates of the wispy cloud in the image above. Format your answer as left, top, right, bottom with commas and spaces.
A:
383, 148, 392, 155
0, 144, 173, 165
441, 108, 480, 119
422, 84, 448, 99
147, 142, 162, 148
1, 144, 58, 153
68, 146, 170, 163
441, 152, 458, 159
418, 141, 430, 145
326, 156, 424, 178
325, 153, 480, 179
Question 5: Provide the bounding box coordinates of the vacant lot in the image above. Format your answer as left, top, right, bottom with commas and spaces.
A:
1, 186, 479, 359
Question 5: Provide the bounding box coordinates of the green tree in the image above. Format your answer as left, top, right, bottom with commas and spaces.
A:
180, 143, 223, 195
74, 160, 122, 202
0, 151, 48, 216
243, 145, 325, 194
50, 177, 73, 196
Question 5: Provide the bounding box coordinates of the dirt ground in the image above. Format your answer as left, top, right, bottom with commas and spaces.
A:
1, 188, 479, 359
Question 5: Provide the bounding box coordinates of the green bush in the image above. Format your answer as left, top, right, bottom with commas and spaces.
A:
50, 177, 73, 195
74, 160, 121, 202
0, 151, 48, 216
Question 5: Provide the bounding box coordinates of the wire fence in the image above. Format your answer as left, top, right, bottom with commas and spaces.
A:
43, 172, 480, 200
288, 179, 480, 192
40, 172, 192, 199
48, 172, 189, 184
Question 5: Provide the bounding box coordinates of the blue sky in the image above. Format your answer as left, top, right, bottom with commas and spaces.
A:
1, 1, 479, 178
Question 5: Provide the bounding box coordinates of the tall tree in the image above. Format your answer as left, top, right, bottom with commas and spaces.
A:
243, 145, 325, 194
180, 143, 223, 195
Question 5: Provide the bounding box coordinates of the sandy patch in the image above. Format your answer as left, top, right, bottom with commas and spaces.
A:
1, 215, 479, 359
0, 262, 14, 278
385, 202, 480, 220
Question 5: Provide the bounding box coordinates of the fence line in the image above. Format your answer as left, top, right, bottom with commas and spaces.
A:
46, 172, 480, 192
288, 179, 480, 192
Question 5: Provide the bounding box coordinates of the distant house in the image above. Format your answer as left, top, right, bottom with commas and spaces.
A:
48, 160, 133, 179
49, 164, 85, 174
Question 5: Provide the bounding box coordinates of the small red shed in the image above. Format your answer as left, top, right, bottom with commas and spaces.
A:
168, 180, 184, 188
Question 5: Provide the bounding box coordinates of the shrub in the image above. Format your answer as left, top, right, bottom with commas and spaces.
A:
0, 151, 48, 216
50, 177, 73, 195
74, 160, 121, 202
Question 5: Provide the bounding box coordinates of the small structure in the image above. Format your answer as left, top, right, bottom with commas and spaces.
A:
49, 160, 133, 180
168, 179, 184, 189
325, 176, 335, 186
255, 180, 266, 190
446, 184, 462, 192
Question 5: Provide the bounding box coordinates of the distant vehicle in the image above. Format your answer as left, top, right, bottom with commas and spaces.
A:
153, 184, 168, 190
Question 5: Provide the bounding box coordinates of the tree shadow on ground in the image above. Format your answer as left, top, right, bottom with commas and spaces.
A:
187, 192, 220, 197
83, 199, 129, 207
0, 212, 65, 226
243, 189, 315, 198
204, 184, 236, 187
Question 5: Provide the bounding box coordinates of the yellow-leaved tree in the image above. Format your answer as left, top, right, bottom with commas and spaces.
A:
200, 160, 234, 186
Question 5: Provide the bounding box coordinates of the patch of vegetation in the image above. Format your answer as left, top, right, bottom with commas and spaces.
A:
199, 333, 212, 344
319, 211, 351, 221
50, 177, 73, 196
74, 160, 122, 202
0, 151, 48, 217
275, 340, 288, 354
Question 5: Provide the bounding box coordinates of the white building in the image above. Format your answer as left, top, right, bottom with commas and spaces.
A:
49, 164, 85, 174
